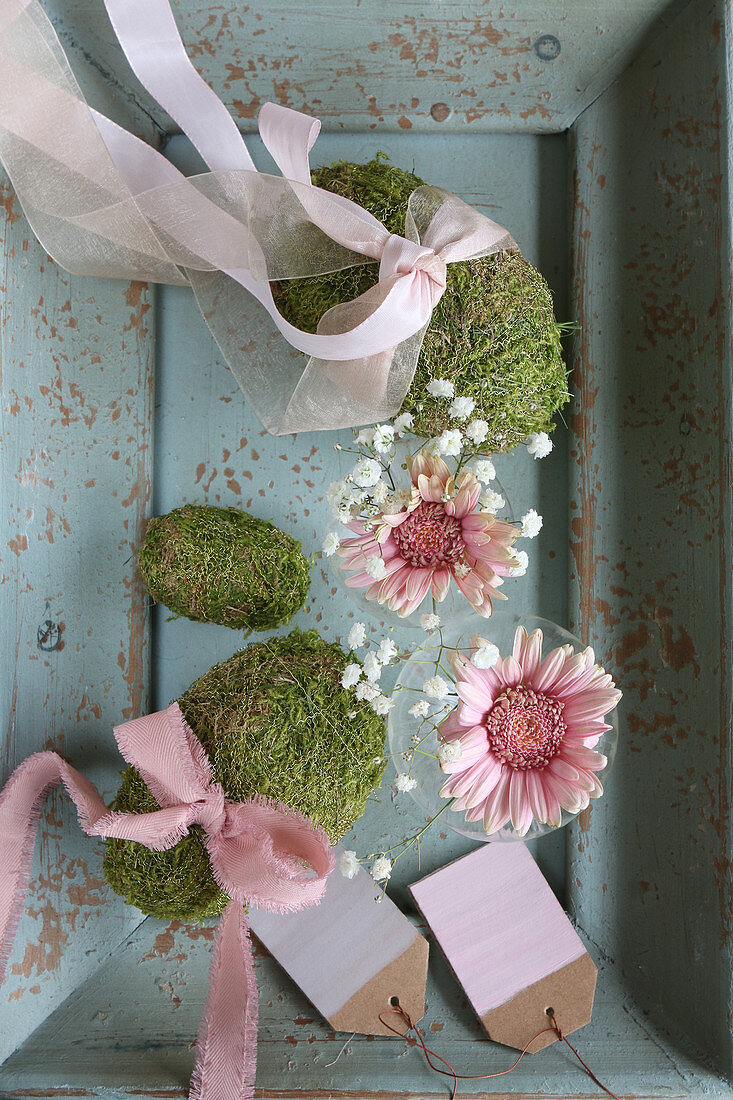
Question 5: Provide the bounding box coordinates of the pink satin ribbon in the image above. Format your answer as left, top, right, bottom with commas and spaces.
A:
0, 703, 334, 1099
0, 0, 515, 432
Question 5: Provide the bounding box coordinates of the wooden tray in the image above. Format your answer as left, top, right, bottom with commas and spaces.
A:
1, 0, 731, 1095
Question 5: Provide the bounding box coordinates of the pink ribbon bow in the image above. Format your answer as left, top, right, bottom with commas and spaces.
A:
0, 0, 515, 434
0, 703, 334, 1100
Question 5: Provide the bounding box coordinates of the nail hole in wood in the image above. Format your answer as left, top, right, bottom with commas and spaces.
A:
534, 34, 561, 61
430, 103, 451, 122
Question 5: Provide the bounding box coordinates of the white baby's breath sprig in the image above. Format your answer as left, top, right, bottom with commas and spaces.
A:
526, 431, 553, 459
466, 419, 489, 445
322, 531, 340, 557
393, 411, 414, 436
347, 622, 367, 649
365, 556, 388, 580
437, 428, 462, 456
409, 699, 431, 718
520, 508, 543, 539
395, 773, 418, 792
437, 741, 463, 766
355, 681, 380, 702
362, 652, 382, 683
470, 636, 500, 669
507, 549, 529, 577
371, 856, 392, 882
423, 675, 451, 700
377, 638, 399, 665
339, 849, 360, 879
341, 663, 362, 689
426, 378, 454, 399
373, 423, 395, 453
326, 479, 348, 507
480, 488, 505, 514
420, 612, 441, 632
449, 395, 475, 420
352, 457, 382, 488
473, 458, 496, 484
370, 693, 393, 716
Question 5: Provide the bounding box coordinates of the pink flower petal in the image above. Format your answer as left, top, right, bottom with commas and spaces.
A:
455, 681, 491, 711
461, 513, 491, 533
405, 567, 433, 603
531, 646, 571, 692
547, 758, 581, 783
439, 710, 472, 736
509, 770, 534, 836
499, 655, 523, 688
543, 772, 587, 816
482, 771, 512, 834
462, 755, 503, 809
561, 744, 607, 771
512, 627, 543, 683
417, 473, 446, 503
429, 567, 451, 601
525, 769, 549, 824
453, 703, 486, 727
440, 758, 491, 802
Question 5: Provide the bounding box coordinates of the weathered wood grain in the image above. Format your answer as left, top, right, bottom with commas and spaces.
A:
41, 0, 691, 136
0, 169, 154, 1058
0, 917, 726, 1097
567, 0, 733, 1081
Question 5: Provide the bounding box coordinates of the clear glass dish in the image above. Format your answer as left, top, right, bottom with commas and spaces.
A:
387, 611, 620, 841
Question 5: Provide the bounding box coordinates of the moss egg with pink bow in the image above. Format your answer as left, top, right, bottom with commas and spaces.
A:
273, 157, 569, 450
103, 630, 386, 921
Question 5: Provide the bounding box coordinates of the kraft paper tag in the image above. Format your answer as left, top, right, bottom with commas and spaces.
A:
249, 844, 429, 1037
410, 842, 596, 1052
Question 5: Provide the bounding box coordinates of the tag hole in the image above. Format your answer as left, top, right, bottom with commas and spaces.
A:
545, 1006, 555, 1016
390, 995, 400, 1007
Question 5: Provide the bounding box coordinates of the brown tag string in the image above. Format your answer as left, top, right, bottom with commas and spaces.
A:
378, 1002, 621, 1100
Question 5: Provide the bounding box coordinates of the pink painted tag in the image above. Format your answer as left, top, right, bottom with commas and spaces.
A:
249, 845, 429, 1037
410, 842, 596, 1051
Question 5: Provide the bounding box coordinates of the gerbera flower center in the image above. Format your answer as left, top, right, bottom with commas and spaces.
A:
392, 501, 465, 568
486, 685, 565, 770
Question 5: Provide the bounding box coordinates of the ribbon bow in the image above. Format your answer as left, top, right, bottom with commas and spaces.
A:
0, 0, 515, 434
0, 703, 334, 1100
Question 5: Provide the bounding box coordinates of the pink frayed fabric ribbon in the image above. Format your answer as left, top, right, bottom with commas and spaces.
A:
0, 703, 334, 1100
0, 0, 515, 433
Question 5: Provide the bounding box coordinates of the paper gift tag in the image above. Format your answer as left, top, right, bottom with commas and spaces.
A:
249, 845, 429, 1036
410, 842, 596, 1052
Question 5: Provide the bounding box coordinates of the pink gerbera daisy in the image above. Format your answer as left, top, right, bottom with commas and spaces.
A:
337, 452, 520, 617
438, 626, 622, 836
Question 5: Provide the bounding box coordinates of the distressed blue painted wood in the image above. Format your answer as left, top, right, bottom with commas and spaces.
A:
1, 0, 732, 1095
567, 0, 733, 1079
42, 0, 689, 136
0, 199, 154, 1058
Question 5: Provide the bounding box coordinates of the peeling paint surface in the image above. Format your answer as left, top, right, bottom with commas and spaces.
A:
40, 0, 689, 135
0, 177, 152, 1057
1, 0, 732, 1095
567, 0, 733, 1081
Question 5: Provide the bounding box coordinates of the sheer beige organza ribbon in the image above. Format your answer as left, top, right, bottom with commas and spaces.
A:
0, 0, 516, 433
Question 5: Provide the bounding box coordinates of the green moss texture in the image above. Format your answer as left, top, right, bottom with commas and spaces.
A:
103, 630, 386, 921
137, 504, 311, 632
272, 157, 569, 448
